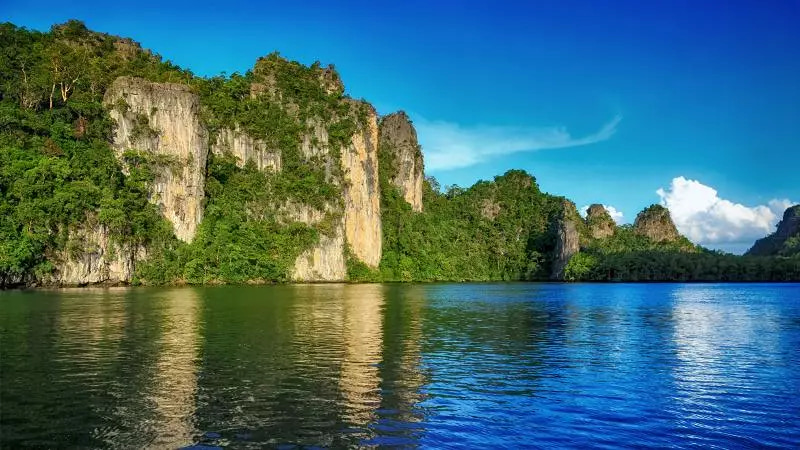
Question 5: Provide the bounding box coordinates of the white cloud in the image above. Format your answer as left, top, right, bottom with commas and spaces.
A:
656, 176, 795, 253
580, 204, 625, 224
416, 115, 622, 171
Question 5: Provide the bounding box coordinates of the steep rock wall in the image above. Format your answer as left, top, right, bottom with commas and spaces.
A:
47, 222, 145, 285
211, 127, 281, 172
282, 203, 347, 281
342, 104, 382, 268
104, 77, 208, 242
551, 200, 581, 280
551, 219, 579, 280
379, 112, 424, 212
747, 204, 800, 256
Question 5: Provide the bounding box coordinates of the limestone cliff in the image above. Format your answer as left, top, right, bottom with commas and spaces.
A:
746, 205, 800, 256
211, 126, 281, 172
342, 103, 382, 267
551, 201, 581, 280
244, 59, 383, 279
585, 204, 615, 239
282, 204, 347, 281
104, 77, 208, 243
47, 218, 145, 285
633, 204, 679, 242
287, 105, 382, 277
378, 112, 424, 212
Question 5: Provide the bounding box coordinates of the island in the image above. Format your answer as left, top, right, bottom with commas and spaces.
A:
1, 20, 798, 287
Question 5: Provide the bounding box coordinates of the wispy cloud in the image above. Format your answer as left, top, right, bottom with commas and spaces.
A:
415, 115, 622, 171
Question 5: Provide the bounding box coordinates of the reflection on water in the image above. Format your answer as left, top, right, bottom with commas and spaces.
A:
670, 285, 793, 447
339, 284, 383, 427
151, 288, 201, 448
1, 283, 799, 448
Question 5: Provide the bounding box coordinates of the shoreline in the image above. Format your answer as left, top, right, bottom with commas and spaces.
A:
3, 279, 798, 291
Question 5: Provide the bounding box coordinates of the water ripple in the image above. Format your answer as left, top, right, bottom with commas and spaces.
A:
1, 283, 799, 448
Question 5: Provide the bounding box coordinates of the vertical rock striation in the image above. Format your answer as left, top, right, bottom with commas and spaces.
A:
104, 77, 208, 243
284, 203, 347, 281
551, 220, 580, 280
378, 111, 424, 212
211, 127, 281, 172
48, 218, 145, 285
551, 201, 581, 280
342, 103, 382, 267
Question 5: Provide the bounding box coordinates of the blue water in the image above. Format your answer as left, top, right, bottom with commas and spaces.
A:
1, 283, 799, 448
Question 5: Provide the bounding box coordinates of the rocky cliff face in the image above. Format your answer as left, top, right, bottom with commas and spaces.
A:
282, 204, 347, 281
551, 219, 580, 280
211, 127, 281, 172
551, 201, 581, 280
633, 204, 679, 242
342, 104, 382, 267
378, 112, 424, 212
585, 204, 615, 239
241, 59, 384, 279
47, 219, 145, 285
51, 63, 382, 284
747, 205, 800, 256
104, 77, 208, 243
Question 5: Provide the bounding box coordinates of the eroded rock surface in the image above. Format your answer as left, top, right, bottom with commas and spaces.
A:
104, 77, 208, 243
633, 205, 679, 243
379, 111, 424, 212
211, 127, 281, 172
586, 204, 615, 239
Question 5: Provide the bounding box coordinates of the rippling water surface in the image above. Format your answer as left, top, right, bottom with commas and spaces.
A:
1, 283, 799, 448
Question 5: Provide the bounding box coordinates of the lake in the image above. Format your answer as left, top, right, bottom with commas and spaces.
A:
1, 283, 798, 448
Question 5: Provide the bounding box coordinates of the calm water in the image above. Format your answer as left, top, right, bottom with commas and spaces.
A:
1, 283, 799, 448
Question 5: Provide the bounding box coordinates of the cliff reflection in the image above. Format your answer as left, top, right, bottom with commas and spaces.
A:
338, 284, 384, 427
150, 288, 201, 448
371, 284, 427, 444
194, 284, 427, 447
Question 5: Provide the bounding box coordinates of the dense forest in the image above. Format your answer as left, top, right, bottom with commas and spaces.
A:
1, 21, 798, 286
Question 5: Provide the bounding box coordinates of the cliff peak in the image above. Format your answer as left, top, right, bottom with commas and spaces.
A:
746, 204, 800, 256
633, 204, 680, 242
378, 111, 425, 212
585, 204, 615, 239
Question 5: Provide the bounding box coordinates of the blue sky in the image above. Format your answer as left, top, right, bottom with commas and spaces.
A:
4, 0, 799, 252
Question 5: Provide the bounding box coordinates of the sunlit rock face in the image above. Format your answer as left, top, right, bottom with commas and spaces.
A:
633, 204, 680, 243
286, 102, 382, 278
343, 103, 382, 268
47, 220, 145, 285
379, 111, 424, 212
283, 203, 347, 281
104, 77, 208, 243
211, 126, 281, 172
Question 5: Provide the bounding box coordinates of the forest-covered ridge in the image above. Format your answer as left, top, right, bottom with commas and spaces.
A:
1, 20, 798, 287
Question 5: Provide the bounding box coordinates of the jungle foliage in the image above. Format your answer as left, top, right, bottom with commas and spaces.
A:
1, 21, 796, 285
